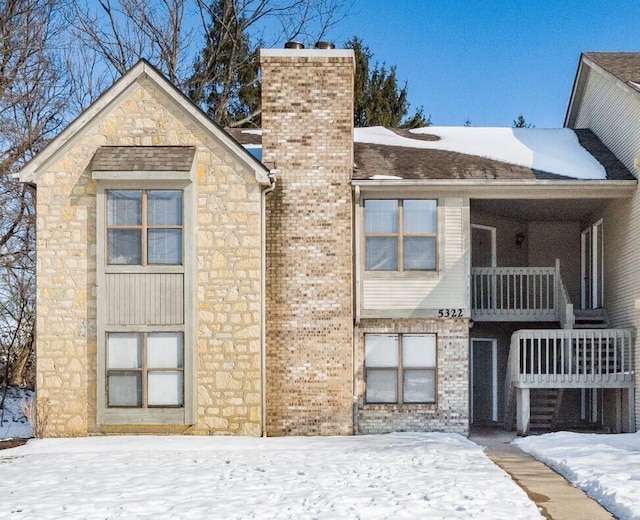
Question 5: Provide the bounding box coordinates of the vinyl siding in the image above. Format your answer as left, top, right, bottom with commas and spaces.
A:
362, 197, 468, 312
572, 63, 640, 426
573, 66, 640, 175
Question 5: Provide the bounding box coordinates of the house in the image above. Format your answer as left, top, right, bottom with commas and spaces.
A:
18, 46, 640, 437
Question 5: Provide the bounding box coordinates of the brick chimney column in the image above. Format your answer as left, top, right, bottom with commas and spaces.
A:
260, 47, 354, 435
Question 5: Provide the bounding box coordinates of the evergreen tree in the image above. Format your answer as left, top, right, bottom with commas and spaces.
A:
188, 0, 261, 127
513, 113, 534, 128
346, 37, 429, 128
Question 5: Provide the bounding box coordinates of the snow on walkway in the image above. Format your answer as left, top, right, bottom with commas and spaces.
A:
0, 433, 542, 519
517, 431, 640, 520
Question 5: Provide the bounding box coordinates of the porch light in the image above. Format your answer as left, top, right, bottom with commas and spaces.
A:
515, 232, 525, 248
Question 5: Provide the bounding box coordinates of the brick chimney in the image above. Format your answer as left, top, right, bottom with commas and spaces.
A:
260, 45, 355, 435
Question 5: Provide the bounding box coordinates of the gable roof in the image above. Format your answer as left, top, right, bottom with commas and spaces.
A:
19, 60, 270, 185
565, 52, 640, 127
583, 52, 640, 86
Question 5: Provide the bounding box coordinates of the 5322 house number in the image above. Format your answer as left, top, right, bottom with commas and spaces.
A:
438, 309, 463, 318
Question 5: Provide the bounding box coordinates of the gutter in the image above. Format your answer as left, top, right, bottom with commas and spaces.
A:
260, 171, 277, 436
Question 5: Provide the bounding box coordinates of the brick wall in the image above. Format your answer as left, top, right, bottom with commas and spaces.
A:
356, 318, 469, 435
261, 49, 355, 435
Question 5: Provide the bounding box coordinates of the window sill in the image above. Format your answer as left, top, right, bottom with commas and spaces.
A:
99, 407, 186, 425
362, 403, 437, 412
363, 270, 439, 279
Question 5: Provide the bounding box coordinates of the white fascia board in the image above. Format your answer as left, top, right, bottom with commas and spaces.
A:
351, 179, 637, 199
19, 61, 270, 186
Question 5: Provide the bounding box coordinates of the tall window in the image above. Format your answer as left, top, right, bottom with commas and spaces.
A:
365, 333, 436, 404
107, 332, 184, 408
364, 199, 437, 271
107, 190, 183, 265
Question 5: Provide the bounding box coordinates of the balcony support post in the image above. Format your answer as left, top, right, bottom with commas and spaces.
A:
516, 387, 530, 436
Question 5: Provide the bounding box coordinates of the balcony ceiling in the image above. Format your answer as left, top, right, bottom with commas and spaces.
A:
471, 198, 610, 222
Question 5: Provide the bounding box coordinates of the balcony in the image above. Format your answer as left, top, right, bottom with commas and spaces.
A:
471, 260, 574, 327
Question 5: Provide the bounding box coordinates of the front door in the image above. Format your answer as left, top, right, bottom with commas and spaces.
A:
581, 219, 603, 309
471, 338, 497, 424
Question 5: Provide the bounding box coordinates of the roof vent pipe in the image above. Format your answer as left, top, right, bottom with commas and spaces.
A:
314, 41, 335, 49
284, 41, 304, 49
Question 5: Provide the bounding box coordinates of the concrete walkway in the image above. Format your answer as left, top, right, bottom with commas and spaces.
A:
469, 429, 615, 520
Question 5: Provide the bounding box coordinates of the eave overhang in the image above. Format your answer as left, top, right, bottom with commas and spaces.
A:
351, 178, 637, 199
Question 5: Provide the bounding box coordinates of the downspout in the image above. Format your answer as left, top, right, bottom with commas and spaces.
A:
260, 171, 277, 437
353, 185, 361, 434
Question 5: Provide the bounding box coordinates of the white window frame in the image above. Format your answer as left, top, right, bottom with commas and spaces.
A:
364, 333, 437, 405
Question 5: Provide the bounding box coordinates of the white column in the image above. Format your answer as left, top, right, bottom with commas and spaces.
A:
516, 387, 530, 436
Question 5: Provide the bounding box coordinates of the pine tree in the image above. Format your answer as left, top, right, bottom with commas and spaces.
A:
188, 0, 261, 127
513, 114, 534, 128
346, 37, 429, 128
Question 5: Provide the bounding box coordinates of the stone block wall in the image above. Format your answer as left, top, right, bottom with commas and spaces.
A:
35, 75, 263, 436
356, 318, 469, 435
261, 49, 355, 435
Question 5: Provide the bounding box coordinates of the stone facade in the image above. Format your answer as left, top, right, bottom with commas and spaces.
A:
261, 49, 355, 435
34, 72, 263, 436
356, 318, 470, 435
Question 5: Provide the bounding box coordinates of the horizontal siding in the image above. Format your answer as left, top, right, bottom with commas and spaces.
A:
363, 197, 467, 311
105, 273, 184, 325
574, 68, 640, 175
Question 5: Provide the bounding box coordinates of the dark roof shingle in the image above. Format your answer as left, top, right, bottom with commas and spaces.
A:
92, 146, 196, 171
584, 52, 640, 86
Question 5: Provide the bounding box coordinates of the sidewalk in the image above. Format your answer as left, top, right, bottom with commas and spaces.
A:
469, 429, 615, 520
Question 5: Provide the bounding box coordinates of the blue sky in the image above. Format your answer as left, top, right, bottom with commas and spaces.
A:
329, 1, 640, 128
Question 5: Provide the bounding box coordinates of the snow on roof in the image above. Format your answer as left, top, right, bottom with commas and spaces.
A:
354, 126, 607, 180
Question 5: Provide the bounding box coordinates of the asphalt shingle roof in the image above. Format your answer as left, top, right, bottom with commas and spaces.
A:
584, 52, 640, 86
92, 146, 196, 171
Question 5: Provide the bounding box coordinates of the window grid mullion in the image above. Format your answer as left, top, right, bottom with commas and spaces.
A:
398, 202, 404, 272
141, 333, 148, 408
142, 191, 148, 266
398, 334, 404, 405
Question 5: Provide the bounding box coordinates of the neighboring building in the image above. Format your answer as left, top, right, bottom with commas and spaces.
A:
18, 47, 640, 437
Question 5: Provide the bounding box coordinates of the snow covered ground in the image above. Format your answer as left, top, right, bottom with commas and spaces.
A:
0, 387, 33, 439
517, 431, 640, 520
0, 433, 542, 519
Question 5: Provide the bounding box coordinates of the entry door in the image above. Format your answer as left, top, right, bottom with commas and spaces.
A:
471, 225, 497, 268
471, 339, 498, 423
581, 219, 603, 309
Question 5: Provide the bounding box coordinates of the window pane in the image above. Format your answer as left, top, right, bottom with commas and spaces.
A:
108, 372, 142, 406
365, 334, 398, 367
148, 333, 183, 368
403, 335, 436, 367
108, 333, 142, 369
107, 190, 141, 225
366, 369, 397, 403
404, 369, 436, 403
148, 371, 183, 406
148, 191, 182, 226
108, 229, 142, 265
366, 237, 397, 270
404, 200, 437, 234
404, 237, 436, 270
148, 229, 182, 264
365, 200, 398, 234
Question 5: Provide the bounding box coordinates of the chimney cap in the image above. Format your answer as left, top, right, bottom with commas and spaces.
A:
284, 41, 304, 49
314, 41, 335, 50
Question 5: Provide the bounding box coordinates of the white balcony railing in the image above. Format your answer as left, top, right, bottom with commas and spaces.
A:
508, 328, 634, 388
471, 259, 575, 324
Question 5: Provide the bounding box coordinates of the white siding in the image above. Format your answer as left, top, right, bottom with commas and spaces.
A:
105, 273, 184, 325
362, 197, 468, 312
573, 63, 640, 427
574, 67, 640, 176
